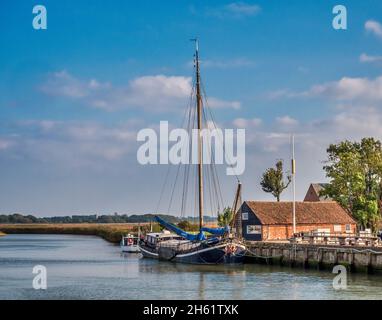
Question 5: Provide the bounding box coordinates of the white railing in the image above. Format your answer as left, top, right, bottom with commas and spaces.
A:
291, 231, 381, 247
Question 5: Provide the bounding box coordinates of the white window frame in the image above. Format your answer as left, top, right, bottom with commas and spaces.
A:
345, 224, 351, 233
247, 225, 262, 235
333, 225, 342, 233
242, 212, 248, 221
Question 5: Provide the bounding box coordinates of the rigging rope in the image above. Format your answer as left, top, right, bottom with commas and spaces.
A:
155, 58, 240, 222
200, 78, 241, 183
156, 77, 196, 215
180, 83, 196, 217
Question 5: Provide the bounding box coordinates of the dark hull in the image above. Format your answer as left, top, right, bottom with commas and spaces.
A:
139, 242, 246, 265
172, 245, 245, 264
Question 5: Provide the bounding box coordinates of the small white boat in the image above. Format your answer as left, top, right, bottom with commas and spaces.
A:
120, 234, 140, 253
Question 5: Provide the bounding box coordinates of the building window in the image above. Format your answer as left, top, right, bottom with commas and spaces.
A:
334, 225, 342, 232
247, 225, 261, 234
242, 212, 248, 220
345, 224, 351, 233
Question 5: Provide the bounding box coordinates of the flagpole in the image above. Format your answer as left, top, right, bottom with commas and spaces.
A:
292, 134, 296, 236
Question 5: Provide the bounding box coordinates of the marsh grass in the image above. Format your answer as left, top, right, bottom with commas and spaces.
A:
0, 223, 151, 243
0, 221, 218, 243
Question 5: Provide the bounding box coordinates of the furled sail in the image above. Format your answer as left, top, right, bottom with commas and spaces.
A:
154, 216, 206, 241
200, 226, 229, 236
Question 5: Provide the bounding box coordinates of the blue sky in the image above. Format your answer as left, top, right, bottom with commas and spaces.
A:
1, 0, 382, 216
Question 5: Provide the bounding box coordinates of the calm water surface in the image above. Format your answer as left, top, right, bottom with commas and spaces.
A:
0, 234, 381, 300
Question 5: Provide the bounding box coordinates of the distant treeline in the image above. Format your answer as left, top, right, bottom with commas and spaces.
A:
0, 213, 217, 224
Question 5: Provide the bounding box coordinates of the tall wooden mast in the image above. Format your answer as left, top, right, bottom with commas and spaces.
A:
194, 39, 204, 230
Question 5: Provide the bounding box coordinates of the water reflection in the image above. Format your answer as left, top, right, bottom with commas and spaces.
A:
199, 273, 205, 300
137, 257, 248, 275
1, 234, 382, 300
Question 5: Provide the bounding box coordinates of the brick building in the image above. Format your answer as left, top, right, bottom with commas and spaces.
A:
240, 201, 357, 241
303, 183, 331, 202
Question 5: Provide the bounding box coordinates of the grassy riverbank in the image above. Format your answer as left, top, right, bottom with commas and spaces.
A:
0, 223, 152, 243
0, 231, 5, 236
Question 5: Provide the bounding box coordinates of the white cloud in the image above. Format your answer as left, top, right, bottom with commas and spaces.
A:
129, 75, 191, 99
224, 2, 261, 16
325, 107, 382, 137
297, 66, 309, 74
0, 139, 12, 151
266, 89, 293, 100
207, 97, 241, 110
360, 53, 382, 63
41, 71, 240, 112
269, 75, 382, 102
0, 120, 140, 169
207, 2, 261, 19
40, 70, 111, 98
309, 76, 382, 101
237, 104, 382, 201
4, 103, 382, 213
233, 117, 262, 128
365, 20, 382, 38
276, 116, 299, 127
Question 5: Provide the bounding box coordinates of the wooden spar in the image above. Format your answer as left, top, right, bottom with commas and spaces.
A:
231, 182, 242, 219
194, 39, 204, 230
230, 182, 242, 238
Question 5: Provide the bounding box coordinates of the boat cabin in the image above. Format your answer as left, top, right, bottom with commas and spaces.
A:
144, 231, 183, 248
120, 234, 141, 253
121, 234, 138, 247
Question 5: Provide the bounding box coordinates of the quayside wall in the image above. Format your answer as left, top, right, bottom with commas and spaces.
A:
244, 242, 382, 273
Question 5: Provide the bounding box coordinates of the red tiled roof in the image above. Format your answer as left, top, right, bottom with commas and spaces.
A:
244, 201, 356, 225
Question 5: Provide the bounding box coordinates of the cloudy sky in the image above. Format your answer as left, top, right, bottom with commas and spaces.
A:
1, 0, 382, 216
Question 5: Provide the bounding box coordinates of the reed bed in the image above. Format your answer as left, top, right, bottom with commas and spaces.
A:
0, 223, 151, 243
0, 221, 218, 243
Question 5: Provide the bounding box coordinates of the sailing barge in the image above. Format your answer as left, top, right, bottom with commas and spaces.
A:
139, 218, 246, 264
139, 40, 246, 264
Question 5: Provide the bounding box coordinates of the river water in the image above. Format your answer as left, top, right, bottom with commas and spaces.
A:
0, 234, 381, 300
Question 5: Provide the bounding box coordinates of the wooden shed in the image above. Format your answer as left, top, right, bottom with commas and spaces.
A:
239, 201, 357, 241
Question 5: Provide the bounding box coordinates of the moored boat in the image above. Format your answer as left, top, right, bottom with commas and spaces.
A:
139, 217, 246, 264
139, 230, 184, 258
139, 39, 247, 264
120, 234, 140, 253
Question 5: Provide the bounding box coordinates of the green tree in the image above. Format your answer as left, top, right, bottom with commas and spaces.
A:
322, 138, 382, 232
217, 207, 233, 227
260, 160, 291, 202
